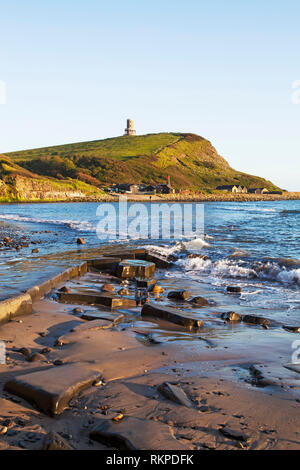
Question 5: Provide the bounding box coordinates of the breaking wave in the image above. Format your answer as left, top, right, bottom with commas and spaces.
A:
145, 237, 210, 259
177, 257, 256, 279
177, 256, 300, 287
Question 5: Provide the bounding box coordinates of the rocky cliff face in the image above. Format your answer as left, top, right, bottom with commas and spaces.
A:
12, 176, 87, 201
0, 156, 105, 202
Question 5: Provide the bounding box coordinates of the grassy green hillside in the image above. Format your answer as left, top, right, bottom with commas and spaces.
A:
8, 133, 181, 162
4, 133, 280, 192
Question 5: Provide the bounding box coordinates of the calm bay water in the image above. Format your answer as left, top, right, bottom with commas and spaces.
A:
0, 200, 299, 320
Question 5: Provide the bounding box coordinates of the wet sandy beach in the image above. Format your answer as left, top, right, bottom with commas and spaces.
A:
1, 252, 300, 451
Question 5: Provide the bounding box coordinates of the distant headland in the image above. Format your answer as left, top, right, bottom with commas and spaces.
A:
0, 120, 297, 202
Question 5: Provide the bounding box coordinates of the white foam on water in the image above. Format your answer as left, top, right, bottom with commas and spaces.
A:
177, 254, 300, 288
254, 261, 300, 286
0, 214, 95, 232
176, 256, 212, 272
145, 243, 184, 259
229, 248, 249, 258
219, 205, 277, 213
177, 257, 255, 279
145, 237, 210, 260
276, 268, 300, 285
240, 290, 264, 297
184, 237, 210, 250
212, 259, 256, 278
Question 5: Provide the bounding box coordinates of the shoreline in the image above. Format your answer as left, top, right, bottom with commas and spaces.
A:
0, 192, 300, 204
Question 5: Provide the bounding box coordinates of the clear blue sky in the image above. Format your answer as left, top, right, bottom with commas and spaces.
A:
0, 0, 299, 190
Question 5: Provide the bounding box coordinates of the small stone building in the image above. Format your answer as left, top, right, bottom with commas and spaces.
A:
238, 186, 248, 193
216, 185, 248, 193
155, 184, 175, 194
113, 183, 140, 193
248, 188, 269, 194
216, 185, 239, 193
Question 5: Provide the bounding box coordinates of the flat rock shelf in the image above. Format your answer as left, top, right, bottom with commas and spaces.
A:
4, 364, 101, 416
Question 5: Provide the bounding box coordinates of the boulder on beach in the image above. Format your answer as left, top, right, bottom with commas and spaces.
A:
158, 382, 193, 408
227, 286, 242, 294
187, 254, 209, 260
167, 290, 190, 301
221, 311, 242, 322
118, 287, 130, 296
190, 296, 209, 307
28, 352, 46, 363
151, 284, 164, 294
283, 325, 300, 333
42, 431, 73, 450
59, 286, 72, 293
242, 314, 270, 328
101, 283, 115, 293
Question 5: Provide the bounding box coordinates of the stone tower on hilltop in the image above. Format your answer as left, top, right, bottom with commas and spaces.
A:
124, 119, 136, 136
